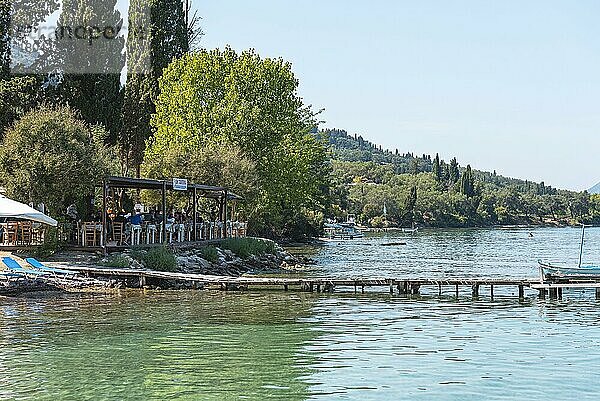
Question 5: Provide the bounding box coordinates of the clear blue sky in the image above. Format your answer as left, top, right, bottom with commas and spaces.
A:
196, 0, 600, 191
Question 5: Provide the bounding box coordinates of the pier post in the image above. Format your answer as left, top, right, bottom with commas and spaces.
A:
284, 284, 288, 291
316, 284, 321, 293
518, 285, 524, 300
361, 285, 365, 294
389, 281, 394, 295
490, 285, 494, 300
403, 281, 409, 294
472, 284, 479, 297
455, 284, 459, 298
558, 288, 563, 299
596, 288, 600, 300
538, 289, 547, 299
410, 284, 420, 295
549, 288, 558, 299
438, 283, 442, 297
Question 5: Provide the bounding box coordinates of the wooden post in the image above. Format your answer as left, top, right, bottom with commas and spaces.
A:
361, 285, 365, 294
162, 180, 167, 244
558, 288, 563, 299
455, 284, 459, 298
438, 283, 442, 296
595, 288, 600, 300
192, 187, 198, 241
539, 289, 547, 299
549, 288, 558, 299
411, 284, 420, 295
316, 284, 321, 293
284, 284, 288, 291
490, 285, 494, 300
518, 285, 524, 300
223, 190, 228, 238
472, 284, 479, 297
101, 180, 107, 249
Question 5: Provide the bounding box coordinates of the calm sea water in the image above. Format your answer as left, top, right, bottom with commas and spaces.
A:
2, 227, 600, 400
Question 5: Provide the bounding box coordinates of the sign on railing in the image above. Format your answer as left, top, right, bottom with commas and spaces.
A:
173, 178, 188, 191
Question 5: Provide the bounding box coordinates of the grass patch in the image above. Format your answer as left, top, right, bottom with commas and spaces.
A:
103, 254, 130, 268
199, 246, 219, 263
137, 246, 177, 272
219, 238, 276, 259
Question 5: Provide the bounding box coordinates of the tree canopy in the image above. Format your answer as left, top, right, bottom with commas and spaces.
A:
145, 47, 330, 239
0, 106, 115, 216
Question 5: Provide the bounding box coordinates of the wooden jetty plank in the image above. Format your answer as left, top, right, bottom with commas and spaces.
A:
50, 264, 600, 295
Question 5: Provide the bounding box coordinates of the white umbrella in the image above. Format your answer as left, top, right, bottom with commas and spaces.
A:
0, 195, 58, 226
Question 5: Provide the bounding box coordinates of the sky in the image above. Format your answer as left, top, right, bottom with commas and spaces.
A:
195, 0, 599, 191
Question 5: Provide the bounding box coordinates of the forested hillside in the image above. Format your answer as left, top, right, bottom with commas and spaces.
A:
317, 129, 600, 228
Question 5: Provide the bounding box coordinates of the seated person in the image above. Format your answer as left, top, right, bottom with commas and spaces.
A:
129, 210, 144, 226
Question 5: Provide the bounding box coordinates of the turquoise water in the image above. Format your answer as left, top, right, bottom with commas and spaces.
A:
1, 227, 600, 400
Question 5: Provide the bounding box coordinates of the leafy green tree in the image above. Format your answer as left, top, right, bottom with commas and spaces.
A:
0, 76, 40, 137
146, 47, 330, 239
0, 106, 116, 216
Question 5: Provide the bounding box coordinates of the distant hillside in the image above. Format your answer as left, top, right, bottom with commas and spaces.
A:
315, 128, 559, 195
589, 182, 600, 194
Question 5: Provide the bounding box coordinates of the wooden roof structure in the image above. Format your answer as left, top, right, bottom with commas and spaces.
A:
98, 176, 243, 247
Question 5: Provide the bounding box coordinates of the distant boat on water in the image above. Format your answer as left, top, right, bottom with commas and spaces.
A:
323, 214, 364, 240
402, 223, 418, 234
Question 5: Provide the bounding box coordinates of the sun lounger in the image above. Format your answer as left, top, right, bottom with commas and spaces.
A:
1, 257, 49, 277
25, 258, 73, 275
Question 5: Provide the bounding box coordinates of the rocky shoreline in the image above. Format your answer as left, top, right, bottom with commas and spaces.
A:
104, 244, 315, 277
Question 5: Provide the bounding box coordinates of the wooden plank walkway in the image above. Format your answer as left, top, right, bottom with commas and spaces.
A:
48, 264, 600, 299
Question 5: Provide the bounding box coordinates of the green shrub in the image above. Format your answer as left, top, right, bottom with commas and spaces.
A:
199, 246, 219, 263
141, 246, 177, 272
219, 238, 276, 259
103, 254, 130, 269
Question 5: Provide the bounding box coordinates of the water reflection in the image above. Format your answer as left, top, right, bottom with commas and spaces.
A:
2, 228, 600, 400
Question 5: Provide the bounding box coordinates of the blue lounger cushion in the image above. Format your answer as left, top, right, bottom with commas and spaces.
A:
25, 258, 73, 275
2, 257, 48, 276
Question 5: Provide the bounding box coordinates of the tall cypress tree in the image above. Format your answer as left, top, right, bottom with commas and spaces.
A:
54, 0, 125, 144
432, 153, 441, 182
449, 157, 460, 185
0, 0, 9, 79
121, 0, 186, 176
459, 164, 475, 197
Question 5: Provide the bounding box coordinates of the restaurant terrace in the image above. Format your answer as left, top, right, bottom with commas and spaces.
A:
1, 176, 247, 252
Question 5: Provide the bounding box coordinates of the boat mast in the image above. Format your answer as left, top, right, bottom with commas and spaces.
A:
578, 224, 586, 268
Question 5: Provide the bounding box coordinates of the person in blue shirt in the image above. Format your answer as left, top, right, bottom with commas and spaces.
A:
130, 210, 144, 226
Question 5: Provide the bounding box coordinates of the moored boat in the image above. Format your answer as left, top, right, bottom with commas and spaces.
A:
539, 261, 600, 282
323, 223, 364, 240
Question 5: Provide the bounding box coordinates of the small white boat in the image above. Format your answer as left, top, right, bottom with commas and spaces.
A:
538, 224, 599, 282
539, 261, 600, 282
323, 223, 364, 240
402, 227, 418, 234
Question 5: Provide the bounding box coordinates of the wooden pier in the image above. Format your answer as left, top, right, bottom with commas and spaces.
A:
48, 264, 600, 300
